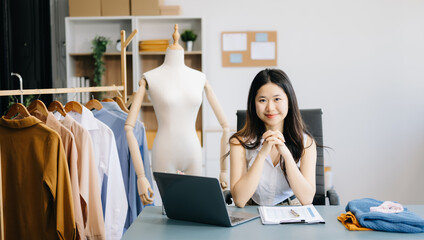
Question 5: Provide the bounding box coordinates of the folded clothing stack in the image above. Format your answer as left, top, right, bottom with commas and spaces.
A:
346, 198, 424, 233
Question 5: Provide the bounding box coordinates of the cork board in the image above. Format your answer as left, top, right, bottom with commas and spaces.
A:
221, 31, 277, 67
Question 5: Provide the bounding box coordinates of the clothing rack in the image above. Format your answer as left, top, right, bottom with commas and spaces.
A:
0, 85, 124, 97
0, 29, 137, 102
120, 29, 137, 102
0, 31, 138, 239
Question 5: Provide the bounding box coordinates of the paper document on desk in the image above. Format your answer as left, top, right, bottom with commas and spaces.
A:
258, 205, 325, 224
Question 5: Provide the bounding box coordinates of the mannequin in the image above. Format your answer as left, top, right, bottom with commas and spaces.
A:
125, 24, 229, 205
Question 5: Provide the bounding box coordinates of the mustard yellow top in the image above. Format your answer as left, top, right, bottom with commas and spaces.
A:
0, 116, 76, 240
337, 211, 373, 231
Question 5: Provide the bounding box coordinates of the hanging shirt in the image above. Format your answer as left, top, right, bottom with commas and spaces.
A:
67, 107, 127, 240
92, 107, 150, 232
0, 116, 75, 240
101, 101, 153, 190
56, 113, 105, 240
32, 111, 84, 240
101, 101, 128, 119
245, 133, 307, 206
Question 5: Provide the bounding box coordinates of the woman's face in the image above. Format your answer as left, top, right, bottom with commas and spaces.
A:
255, 82, 289, 131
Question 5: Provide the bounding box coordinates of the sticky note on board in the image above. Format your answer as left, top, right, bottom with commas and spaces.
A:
255, 33, 268, 42
230, 53, 243, 63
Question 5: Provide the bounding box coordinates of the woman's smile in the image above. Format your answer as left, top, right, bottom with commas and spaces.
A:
265, 113, 278, 119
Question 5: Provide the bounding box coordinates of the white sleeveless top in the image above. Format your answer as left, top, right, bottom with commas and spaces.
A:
245, 133, 307, 206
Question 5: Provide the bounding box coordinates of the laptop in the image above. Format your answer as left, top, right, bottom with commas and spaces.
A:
153, 172, 259, 227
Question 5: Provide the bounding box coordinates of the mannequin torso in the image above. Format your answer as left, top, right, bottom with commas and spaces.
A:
144, 49, 205, 174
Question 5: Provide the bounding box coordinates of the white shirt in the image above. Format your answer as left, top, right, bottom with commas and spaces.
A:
246, 134, 307, 206
68, 106, 128, 240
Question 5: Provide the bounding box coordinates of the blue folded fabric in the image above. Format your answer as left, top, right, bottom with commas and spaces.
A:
346, 198, 424, 233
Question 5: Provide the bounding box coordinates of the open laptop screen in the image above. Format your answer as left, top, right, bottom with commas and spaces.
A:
154, 172, 233, 226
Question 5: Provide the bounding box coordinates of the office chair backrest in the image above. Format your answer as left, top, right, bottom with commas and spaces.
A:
236, 109, 326, 205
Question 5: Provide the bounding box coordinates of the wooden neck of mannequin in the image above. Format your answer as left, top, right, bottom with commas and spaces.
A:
163, 48, 185, 67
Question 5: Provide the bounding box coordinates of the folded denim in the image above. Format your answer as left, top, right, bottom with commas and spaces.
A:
346, 198, 424, 233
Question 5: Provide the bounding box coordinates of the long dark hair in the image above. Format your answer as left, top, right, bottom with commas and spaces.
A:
229, 69, 313, 177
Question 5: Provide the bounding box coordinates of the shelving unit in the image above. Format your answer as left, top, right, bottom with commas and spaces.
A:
65, 16, 204, 149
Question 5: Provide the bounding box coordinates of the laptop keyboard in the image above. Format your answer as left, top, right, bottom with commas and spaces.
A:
230, 216, 245, 224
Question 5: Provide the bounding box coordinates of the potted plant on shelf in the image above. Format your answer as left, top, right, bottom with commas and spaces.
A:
180, 30, 197, 52
91, 36, 111, 87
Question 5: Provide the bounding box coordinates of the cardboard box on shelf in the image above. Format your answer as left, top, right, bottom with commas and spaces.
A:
102, 0, 130, 16
131, 0, 163, 16
69, 0, 101, 16
160, 5, 180, 16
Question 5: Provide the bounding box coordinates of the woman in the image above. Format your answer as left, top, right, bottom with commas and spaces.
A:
230, 69, 317, 207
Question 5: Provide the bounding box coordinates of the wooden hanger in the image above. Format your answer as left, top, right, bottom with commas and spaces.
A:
101, 98, 114, 102
65, 101, 83, 114
85, 99, 103, 111
4, 103, 30, 119
48, 100, 66, 117
113, 96, 129, 113
27, 99, 49, 117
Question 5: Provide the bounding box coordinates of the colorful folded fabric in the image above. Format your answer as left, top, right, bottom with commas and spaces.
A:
338, 211, 373, 231
346, 198, 424, 233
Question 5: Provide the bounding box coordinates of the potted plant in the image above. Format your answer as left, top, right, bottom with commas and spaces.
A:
91, 36, 111, 87
180, 30, 197, 52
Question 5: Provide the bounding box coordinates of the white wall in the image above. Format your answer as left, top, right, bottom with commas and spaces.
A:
165, 0, 424, 204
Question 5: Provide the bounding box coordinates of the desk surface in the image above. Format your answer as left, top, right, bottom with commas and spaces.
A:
122, 205, 424, 240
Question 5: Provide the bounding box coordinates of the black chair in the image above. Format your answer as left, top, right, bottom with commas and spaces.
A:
225, 108, 339, 205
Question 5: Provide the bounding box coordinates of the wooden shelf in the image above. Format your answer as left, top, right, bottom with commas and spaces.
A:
69, 52, 133, 57
140, 54, 202, 73
139, 51, 202, 55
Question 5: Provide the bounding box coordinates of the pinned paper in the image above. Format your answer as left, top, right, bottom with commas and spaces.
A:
230, 53, 243, 63
255, 33, 268, 42
223, 33, 247, 51
251, 42, 275, 60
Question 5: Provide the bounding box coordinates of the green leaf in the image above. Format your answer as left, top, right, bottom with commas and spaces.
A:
181, 30, 197, 42
91, 36, 111, 86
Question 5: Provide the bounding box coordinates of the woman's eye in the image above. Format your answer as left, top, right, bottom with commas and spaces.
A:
275, 98, 281, 102
258, 99, 266, 103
